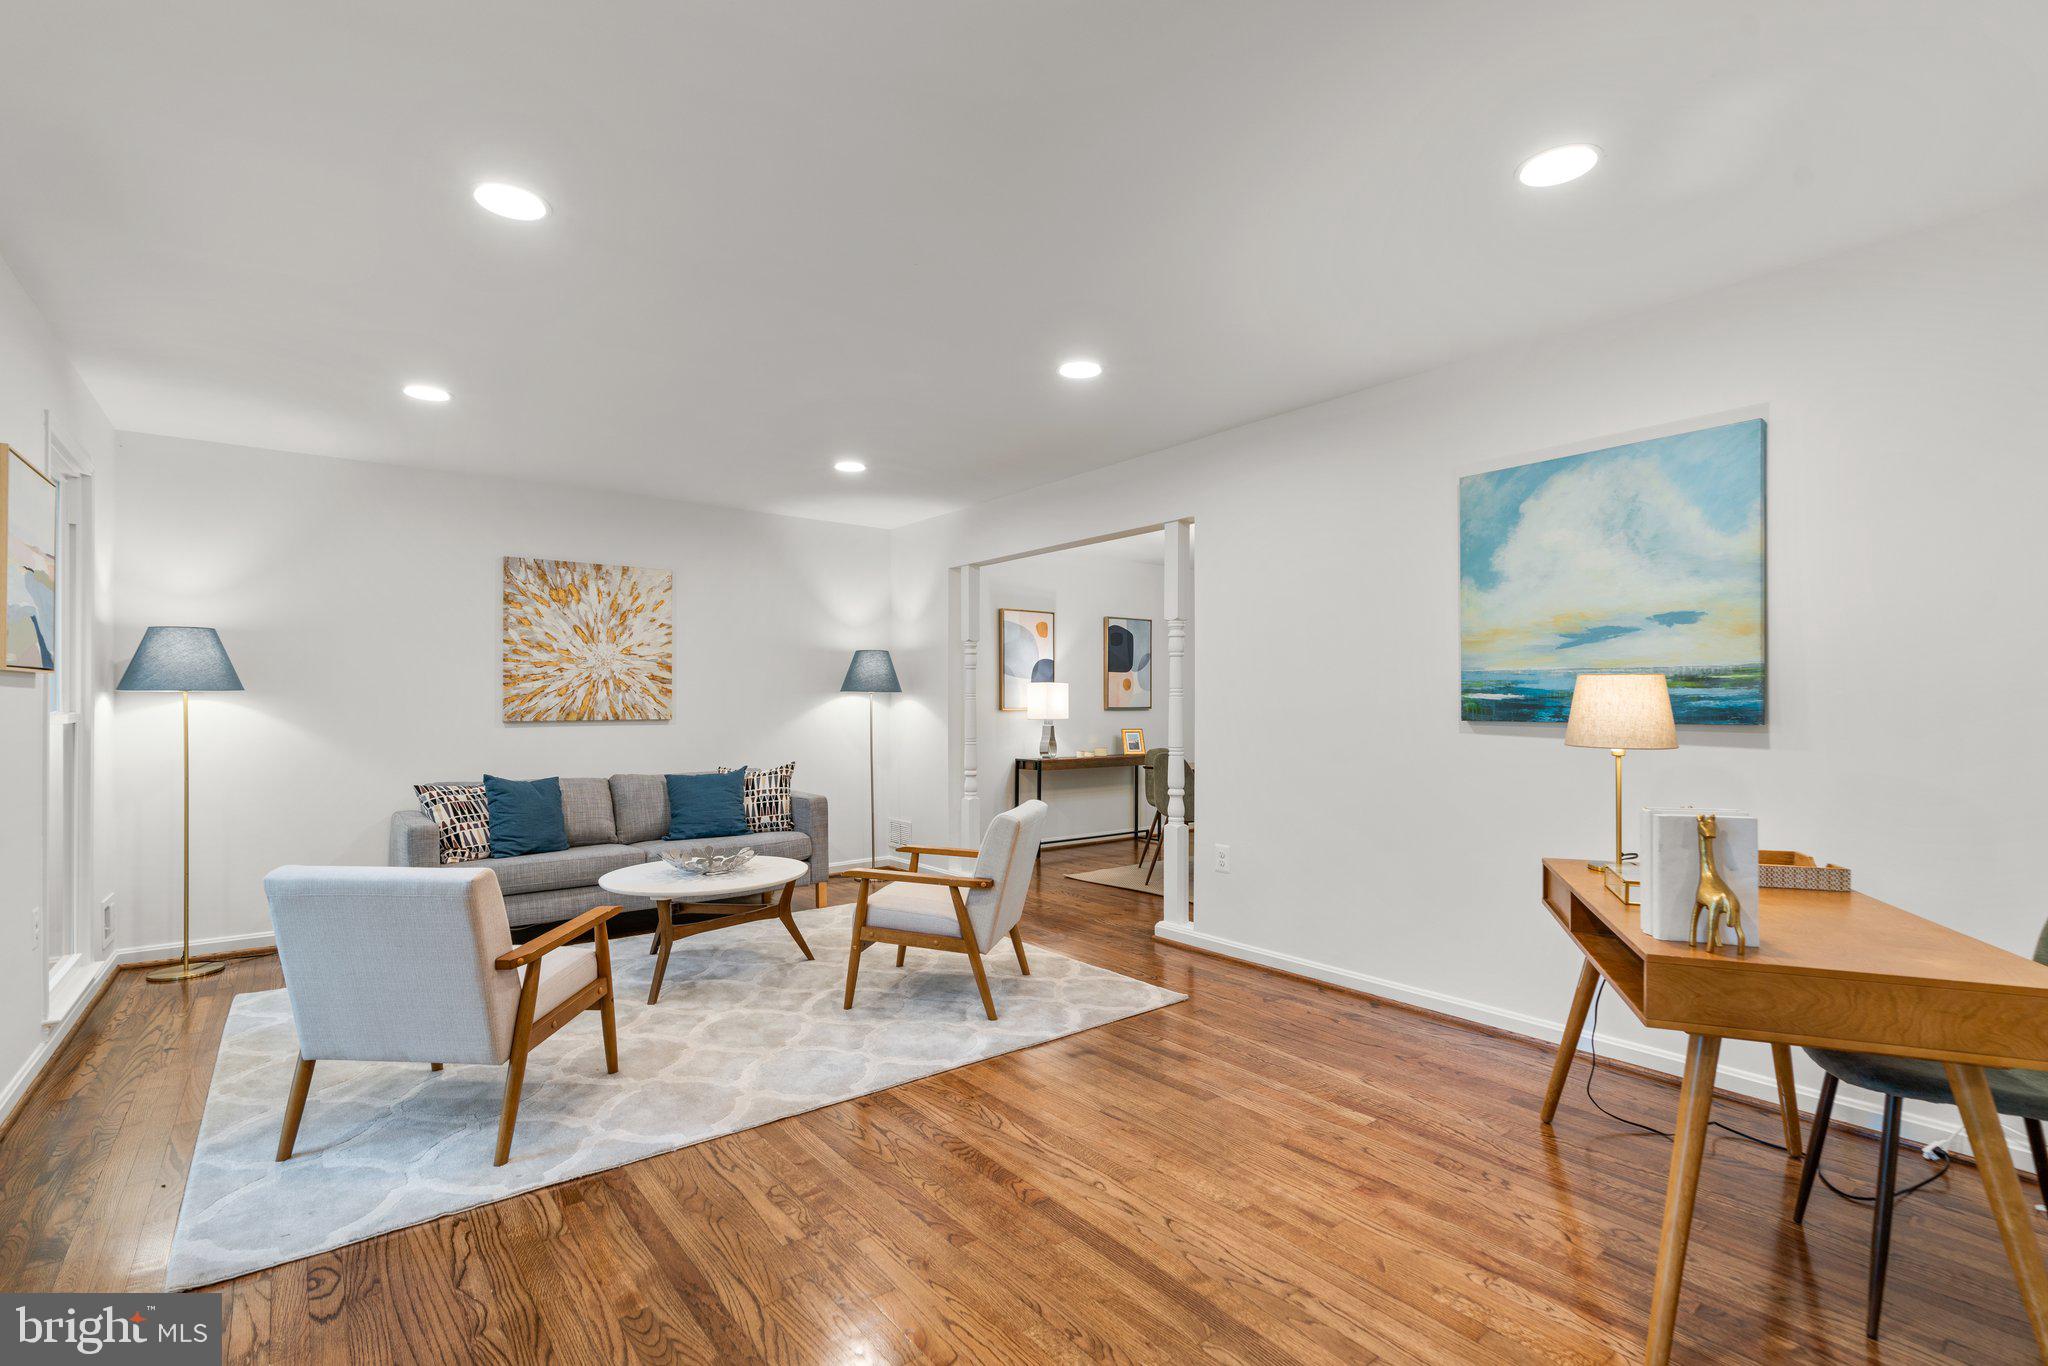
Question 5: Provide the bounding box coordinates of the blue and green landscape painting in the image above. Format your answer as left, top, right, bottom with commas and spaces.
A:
1459, 419, 1765, 725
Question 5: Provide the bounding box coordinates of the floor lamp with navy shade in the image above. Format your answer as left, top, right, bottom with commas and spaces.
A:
840, 649, 900, 867
117, 627, 243, 983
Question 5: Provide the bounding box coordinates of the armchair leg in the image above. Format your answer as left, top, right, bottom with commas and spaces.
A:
496, 968, 543, 1167
843, 885, 870, 1010
895, 944, 907, 967
953, 892, 997, 1021
593, 923, 619, 1075
815, 879, 828, 908
430, 1062, 443, 1072
276, 1055, 317, 1162
1011, 929, 1030, 975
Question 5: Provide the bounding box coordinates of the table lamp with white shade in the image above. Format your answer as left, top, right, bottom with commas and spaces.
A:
1564, 672, 1677, 908
1027, 681, 1069, 758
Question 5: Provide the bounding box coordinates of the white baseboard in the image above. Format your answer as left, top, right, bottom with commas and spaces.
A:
0, 957, 118, 1132
1154, 919, 2028, 1174
114, 928, 276, 966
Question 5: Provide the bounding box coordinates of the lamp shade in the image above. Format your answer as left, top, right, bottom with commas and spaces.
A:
116, 627, 244, 692
1563, 673, 1676, 750
1026, 680, 1070, 720
839, 649, 901, 693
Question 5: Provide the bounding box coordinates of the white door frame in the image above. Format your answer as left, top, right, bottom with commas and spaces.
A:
41, 417, 99, 1024
951, 519, 1193, 929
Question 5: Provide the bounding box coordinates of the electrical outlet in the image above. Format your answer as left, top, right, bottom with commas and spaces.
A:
1214, 844, 1231, 873
29, 905, 42, 950
101, 895, 115, 948
888, 818, 912, 848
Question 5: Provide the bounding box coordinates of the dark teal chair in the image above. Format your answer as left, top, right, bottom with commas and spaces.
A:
1795, 919, 2048, 1339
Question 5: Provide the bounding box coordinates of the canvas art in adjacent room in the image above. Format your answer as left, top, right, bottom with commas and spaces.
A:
3, 445, 58, 672
1104, 615, 1152, 709
998, 608, 1055, 711
502, 556, 674, 722
1459, 418, 1766, 725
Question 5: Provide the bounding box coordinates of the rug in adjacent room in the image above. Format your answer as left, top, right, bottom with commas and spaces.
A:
165, 907, 1183, 1288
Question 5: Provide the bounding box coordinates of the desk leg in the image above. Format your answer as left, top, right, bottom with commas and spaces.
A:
1770, 1043, 1804, 1159
1541, 960, 1600, 1125
1647, 1033, 1720, 1366
1946, 1062, 2048, 1357
1013, 765, 1019, 810
1132, 766, 1140, 839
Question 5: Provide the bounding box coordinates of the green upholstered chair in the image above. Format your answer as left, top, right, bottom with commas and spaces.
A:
1795, 918, 2048, 1339
1142, 749, 1193, 884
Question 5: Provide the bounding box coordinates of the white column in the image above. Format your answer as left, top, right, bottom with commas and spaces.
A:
1159, 521, 1192, 930
959, 563, 981, 846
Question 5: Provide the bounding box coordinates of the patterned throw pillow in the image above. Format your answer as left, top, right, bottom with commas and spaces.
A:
415, 782, 492, 864
719, 762, 796, 833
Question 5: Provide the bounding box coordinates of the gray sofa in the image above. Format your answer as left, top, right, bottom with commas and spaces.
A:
390, 774, 829, 928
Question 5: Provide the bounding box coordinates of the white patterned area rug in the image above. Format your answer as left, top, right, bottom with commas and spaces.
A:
166, 907, 1183, 1289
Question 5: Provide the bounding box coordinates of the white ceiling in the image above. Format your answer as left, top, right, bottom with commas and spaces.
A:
4, 2, 2047, 528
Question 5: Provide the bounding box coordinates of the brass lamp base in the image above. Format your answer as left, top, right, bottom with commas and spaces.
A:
145, 959, 227, 984
1596, 861, 1642, 909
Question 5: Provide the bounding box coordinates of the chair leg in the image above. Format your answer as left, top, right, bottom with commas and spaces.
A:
952, 891, 997, 1020
430, 1062, 443, 1072
895, 944, 906, 967
1793, 1073, 1838, 1223
2026, 1118, 2048, 1187
1145, 830, 1164, 884
276, 1056, 317, 1161
1867, 1094, 1904, 1339
815, 879, 829, 908
1011, 929, 1030, 975
495, 968, 542, 1167
593, 923, 619, 1075
843, 885, 870, 1010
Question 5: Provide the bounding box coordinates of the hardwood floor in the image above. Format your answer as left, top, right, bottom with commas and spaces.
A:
0, 841, 2038, 1362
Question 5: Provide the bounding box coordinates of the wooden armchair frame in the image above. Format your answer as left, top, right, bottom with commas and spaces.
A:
840, 849, 1028, 1020
277, 903, 624, 1169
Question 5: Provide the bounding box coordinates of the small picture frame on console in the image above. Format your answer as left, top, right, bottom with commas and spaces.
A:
1120, 727, 1146, 755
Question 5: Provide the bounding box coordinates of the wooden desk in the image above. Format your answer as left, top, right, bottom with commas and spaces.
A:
1538, 857, 2048, 1363
1012, 753, 1147, 849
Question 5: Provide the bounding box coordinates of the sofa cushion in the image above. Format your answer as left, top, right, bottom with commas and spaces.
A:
558, 776, 619, 846
414, 782, 491, 865
476, 843, 642, 897
609, 773, 670, 843
666, 770, 748, 840
633, 829, 812, 868
484, 775, 569, 857
503, 884, 651, 930
719, 761, 796, 832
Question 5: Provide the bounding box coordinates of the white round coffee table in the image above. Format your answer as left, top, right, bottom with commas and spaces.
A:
598, 855, 813, 1004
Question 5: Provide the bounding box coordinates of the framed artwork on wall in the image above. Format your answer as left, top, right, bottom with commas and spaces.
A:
1103, 615, 1152, 709
1120, 727, 1146, 755
997, 608, 1054, 711
3, 444, 59, 672
1459, 417, 1766, 725
502, 556, 674, 722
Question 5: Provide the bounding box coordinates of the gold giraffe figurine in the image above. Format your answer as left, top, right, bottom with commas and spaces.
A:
1689, 812, 1746, 953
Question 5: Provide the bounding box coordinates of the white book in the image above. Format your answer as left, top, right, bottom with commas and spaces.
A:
1639, 807, 1761, 949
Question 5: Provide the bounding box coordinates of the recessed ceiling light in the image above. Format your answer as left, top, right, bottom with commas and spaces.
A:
834, 458, 867, 474
1057, 358, 1103, 380
402, 382, 451, 402
472, 182, 549, 220
1517, 144, 1601, 188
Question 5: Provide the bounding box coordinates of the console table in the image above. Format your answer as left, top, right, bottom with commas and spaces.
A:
1012, 753, 1147, 849
1537, 857, 2048, 1362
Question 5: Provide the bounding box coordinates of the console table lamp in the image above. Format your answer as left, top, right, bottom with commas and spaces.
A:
1563, 672, 1675, 908
118, 627, 244, 983
1027, 681, 1068, 758
839, 649, 900, 866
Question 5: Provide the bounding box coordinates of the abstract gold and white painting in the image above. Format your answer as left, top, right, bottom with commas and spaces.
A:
502, 557, 673, 722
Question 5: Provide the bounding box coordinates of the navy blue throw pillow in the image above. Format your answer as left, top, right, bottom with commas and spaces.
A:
665, 770, 749, 840
484, 775, 569, 857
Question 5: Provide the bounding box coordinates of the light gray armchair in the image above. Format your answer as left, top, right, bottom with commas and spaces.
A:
840, 801, 1049, 1020
265, 865, 621, 1167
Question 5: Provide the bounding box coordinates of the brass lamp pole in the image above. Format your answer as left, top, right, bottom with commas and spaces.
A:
1564, 673, 1677, 908
117, 627, 244, 983
839, 649, 902, 867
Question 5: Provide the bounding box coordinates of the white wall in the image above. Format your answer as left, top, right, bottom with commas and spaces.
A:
973, 543, 1165, 846
110, 434, 893, 953
0, 249, 117, 1115
886, 190, 2048, 1161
